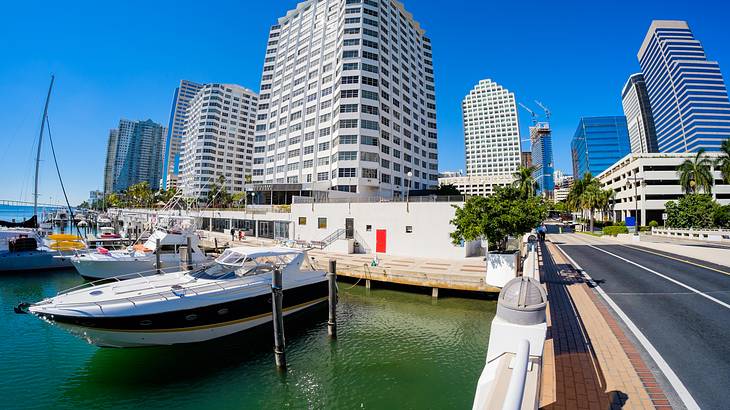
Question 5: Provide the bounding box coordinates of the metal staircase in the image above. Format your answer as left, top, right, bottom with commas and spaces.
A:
312, 228, 346, 249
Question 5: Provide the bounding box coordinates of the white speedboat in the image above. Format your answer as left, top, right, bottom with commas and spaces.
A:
0, 230, 77, 272
26, 247, 328, 347
70, 220, 208, 280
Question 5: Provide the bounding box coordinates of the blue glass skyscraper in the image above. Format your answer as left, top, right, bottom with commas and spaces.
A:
638, 20, 730, 152
530, 123, 554, 195
571, 116, 630, 179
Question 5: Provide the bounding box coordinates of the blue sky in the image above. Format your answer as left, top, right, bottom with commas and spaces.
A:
1, 0, 728, 204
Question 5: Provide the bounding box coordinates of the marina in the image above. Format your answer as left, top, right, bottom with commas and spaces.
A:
0, 268, 495, 409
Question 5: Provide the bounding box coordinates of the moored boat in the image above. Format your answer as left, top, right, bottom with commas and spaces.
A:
24, 247, 327, 347
70, 217, 209, 280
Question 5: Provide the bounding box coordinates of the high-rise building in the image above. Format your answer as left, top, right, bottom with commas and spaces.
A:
103, 129, 118, 193
162, 80, 204, 190
571, 116, 630, 179
179, 83, 258, 199
638, 20, 730, 152
105, 119, 167, 192
530, 123, 554, 196
521, 151, 532, 168
251, 0, 439, 198
621, 73, 658, 153
462, 79, 521, 176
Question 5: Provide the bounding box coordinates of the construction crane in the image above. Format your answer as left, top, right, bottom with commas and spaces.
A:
518, 102, 538, 125
534, 100, 551, 122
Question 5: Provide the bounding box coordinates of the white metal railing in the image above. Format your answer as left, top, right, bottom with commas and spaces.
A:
502, 339, 530, 410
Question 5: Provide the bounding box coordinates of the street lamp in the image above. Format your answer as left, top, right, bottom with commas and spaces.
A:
627, 174, 645, 234
405, 171, 413, 202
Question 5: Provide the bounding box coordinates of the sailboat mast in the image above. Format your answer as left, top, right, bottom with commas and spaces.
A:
33, 75, 55, 221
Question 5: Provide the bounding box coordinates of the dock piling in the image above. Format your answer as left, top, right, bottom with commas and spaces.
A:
271, 268, 286, 369
186, 236, 193, 270
432, 287, 439, 298
327, 260, 337, 339
214, 238, 219, 254
155, 239, 161, 274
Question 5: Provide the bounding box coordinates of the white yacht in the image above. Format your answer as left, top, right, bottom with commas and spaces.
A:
26, 247, 328, 347
0, 230, 77, 272
69, 217, 208, 280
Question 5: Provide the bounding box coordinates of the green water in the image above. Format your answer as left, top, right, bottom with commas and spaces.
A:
0, 270, 496, 409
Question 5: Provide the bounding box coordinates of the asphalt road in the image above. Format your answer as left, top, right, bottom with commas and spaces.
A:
556, 233, 730, 410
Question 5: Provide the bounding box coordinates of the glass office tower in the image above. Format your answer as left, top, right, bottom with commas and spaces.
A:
530, 123, 554, 196
638, 20, 730, 152
571, 116, 630, 179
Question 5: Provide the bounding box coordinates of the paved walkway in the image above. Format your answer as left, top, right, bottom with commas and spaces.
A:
539, 240, 669, 409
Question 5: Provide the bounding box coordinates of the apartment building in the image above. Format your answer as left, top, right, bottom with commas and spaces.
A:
178, 84, 258, 198
251, 0, 439, 198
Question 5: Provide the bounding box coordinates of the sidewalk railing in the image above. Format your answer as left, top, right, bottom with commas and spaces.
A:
652, 227, 730, 242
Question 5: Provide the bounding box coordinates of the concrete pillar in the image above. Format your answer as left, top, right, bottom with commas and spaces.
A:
365, 279, 371, 289
432, 287, 439, 298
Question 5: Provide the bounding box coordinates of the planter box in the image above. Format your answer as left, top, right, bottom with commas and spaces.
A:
486, 251, 519, 288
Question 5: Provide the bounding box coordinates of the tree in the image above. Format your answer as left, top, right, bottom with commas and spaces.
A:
512, 166, 538, 199
155, 187, 178, 204
436, 183, 461, 196
125, 182, 153, 208
450, 186, 547, 252
206, 175, 232, 208
580, 182, 603, 232
714, 204, 730, 228
599, 189, 616, 222
105, 193, 121, 208
77, 201, 90, 209
665, 194, 718, 229
716, 138, 730, 184
677, 149, 714, 194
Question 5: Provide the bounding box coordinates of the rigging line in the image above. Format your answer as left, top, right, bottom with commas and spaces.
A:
45, 115, 83, 239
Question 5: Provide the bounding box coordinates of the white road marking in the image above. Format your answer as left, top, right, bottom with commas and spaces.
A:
585, 244, 730, 311
554, 242, 701, 410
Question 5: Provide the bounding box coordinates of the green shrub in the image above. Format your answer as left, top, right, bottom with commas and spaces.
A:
715, 205, 730, 228
639, 226, 652, 232
648, 220, 659, 228
617, 220, 626, 226
603, 226, 629, 236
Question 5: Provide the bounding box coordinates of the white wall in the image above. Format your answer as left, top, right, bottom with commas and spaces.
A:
292, 201, 477, 260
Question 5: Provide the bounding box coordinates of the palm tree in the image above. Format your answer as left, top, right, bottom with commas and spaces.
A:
677, 149, 714, 194
581, 182, 603, 232
716, 138, 730, 184
512, 166, 537, 198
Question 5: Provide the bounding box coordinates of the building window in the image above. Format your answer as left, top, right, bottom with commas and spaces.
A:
366, 225, 372, 231
298, 217, 307, 225
405, 226, 413, 233
318, 218, 327, 229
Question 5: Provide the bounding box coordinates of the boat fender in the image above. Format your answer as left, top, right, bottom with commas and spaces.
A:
14, 302, 30, 314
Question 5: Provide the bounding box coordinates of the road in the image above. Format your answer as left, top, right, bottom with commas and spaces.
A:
555, 233, 730, 410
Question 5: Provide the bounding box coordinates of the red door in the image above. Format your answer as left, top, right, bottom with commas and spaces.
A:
376, 229, 387, 253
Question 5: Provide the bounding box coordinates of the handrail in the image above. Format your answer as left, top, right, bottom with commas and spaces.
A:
502, 339, 530, 410
319, 228, 346, 248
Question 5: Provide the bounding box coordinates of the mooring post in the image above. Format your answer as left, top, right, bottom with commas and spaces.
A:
186, 236, 193, 270
214, 237, 219, 254
327, 259, 337, 339
155, 238, 161, 274
271, 268, 286, 369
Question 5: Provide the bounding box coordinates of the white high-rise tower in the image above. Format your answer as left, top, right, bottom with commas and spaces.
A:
251, 0, 438, 197
179, 84, 258, 198
462, 79, 521, 176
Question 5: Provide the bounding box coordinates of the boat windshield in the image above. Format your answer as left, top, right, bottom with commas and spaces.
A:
216, 249, 249, 266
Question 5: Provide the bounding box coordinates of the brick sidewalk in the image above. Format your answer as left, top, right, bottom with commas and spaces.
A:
539, 240, 670, 409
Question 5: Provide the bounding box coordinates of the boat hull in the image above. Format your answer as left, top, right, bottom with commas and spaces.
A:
71, 255, 204, 280
0, 251, 73, 272
32, 279, 329, 347
52, 298, 326, 347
